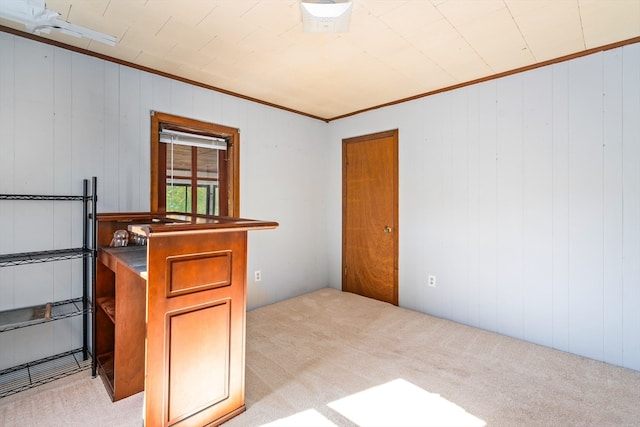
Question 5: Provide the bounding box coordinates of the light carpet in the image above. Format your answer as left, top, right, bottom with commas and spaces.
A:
2, 287, 640, 426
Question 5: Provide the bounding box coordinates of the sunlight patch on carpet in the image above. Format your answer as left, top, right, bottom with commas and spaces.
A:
328, 378, 486, 427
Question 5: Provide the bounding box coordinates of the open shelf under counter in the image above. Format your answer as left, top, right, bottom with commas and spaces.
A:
96, 352, 115, 398
96, 297, 116, 324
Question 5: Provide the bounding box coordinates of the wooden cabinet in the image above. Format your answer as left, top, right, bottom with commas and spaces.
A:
94, 212, 277, 426
95, 246, 146, 401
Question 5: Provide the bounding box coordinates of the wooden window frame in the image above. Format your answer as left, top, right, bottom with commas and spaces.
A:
150, 111, 239, 216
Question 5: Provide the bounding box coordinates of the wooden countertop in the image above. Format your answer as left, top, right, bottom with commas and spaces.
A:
96, 212, 278, 235
98, 246, 148, 279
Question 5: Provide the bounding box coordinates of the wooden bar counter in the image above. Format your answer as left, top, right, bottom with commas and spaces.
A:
94, 212, 277, 427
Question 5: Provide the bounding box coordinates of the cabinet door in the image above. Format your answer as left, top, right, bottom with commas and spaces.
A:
144, 231, 248, 427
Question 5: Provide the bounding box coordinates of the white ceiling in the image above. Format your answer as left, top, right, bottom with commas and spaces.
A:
2, 0, 640, 120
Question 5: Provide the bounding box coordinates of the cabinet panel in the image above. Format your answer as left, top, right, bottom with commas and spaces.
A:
145, 230, 247, 427
113, 262, 145, 401
166, 251, 232, 296
95, 247, 146, 401
167, 300, 231, 425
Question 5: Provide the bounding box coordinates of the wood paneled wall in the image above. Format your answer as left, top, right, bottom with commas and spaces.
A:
329, 43, 640, 371
1, 30, 638, 373
0, 32, 329, 369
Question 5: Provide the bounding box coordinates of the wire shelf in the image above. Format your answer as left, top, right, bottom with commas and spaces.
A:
0, 349, 91, 398
0, 248, 91, 267
0, 194, 88, 201
0, 298, 89, 332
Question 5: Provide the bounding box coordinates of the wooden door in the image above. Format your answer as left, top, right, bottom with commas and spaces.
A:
342, 130, 398, 305
144, 231, 248, 427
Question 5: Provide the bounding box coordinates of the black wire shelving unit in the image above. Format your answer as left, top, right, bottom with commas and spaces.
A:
0, 178, 97, 398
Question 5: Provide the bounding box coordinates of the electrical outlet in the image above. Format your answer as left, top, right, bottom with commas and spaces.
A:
428, 275, 436, 287
254, 270, 261, 282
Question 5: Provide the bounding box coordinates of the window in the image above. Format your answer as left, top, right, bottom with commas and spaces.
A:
150, 112, 239, 216
165, 183, 215, 214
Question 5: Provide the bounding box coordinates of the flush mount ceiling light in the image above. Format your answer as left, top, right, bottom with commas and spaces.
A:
300, 1, 353, 33
0, 0, 116, 45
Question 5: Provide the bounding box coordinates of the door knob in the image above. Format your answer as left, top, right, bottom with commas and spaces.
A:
384, 226, 392, 233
